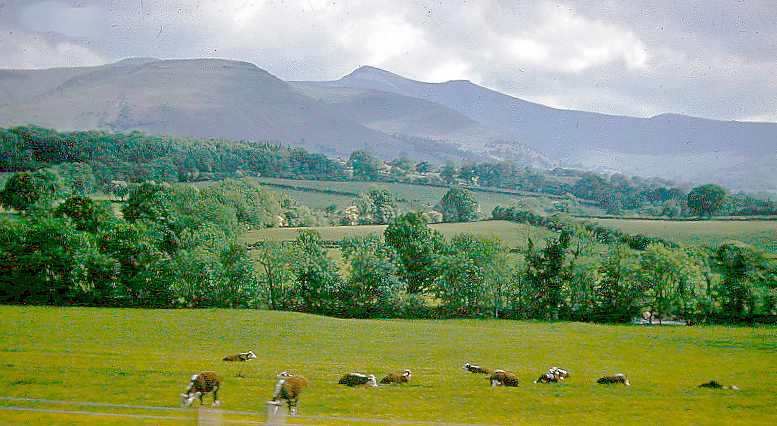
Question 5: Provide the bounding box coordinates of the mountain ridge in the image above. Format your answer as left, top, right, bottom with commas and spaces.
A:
324, 65, 776, 193
0, 58, 774, 193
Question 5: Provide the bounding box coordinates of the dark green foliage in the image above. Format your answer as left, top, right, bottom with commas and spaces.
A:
340, 234, 405, 317
440, 162, 457, 184
0, 170, 61, 212
711, 242, 777, 321
415, 161, 436, 173
493, 206, 677, 250
121, 183, 181, 253
384, 213, 445, 294
368, 187, 398, 224
434, 234, 511, 318
438, 186, 480, 222
726, 193, 777, 216
292, 230, 342, 312
55, 195, 111, 233
252, 240, 296, 310
53, 162, 96, 195
0, 126, 347, 190
122, 183, 173, 224
523, 230, 573, 319
98, 222, 171, 307
590, 248, 642, 322
570, 173, 620, 214
0, 216, 118, 305
348, 149, 382, 181
687, 184, 726, 216
389, 157, 413, 172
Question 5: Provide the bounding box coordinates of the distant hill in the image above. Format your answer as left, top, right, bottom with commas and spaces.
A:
0, 58, 544, 165
0, 58, 775, 193
324, 66, 777, 193
289, 82, 553, 168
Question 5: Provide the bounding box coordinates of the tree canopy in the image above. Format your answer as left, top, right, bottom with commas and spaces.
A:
687, 184, 726, 216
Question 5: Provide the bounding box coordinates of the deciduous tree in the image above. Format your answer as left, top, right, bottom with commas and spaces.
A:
437, 186, 480, 222
687, 184, 725, 216
384, 213, 445, 294
0, 170, 61, 212
348, 150, 382, 181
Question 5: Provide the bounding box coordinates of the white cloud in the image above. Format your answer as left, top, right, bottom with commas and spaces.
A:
335, 15, 427, 67
20, 1, 108, 39
497, 1, 649, 73
0, 31, 105, 69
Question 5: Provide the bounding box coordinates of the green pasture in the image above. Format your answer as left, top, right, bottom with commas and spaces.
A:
1, 306, 775, 425
250, 177, 534, 215
242, 220, 556, 249
589, 218, 777, 253
242, 217, 777, 256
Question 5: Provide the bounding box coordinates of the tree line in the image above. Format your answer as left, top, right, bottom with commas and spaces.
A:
1, 171, 775, 323
2, 125, 775, 217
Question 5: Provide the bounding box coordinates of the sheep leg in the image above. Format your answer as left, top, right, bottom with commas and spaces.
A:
212, 388, 220, 407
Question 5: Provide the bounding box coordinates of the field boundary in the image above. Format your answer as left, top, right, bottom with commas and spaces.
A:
0, 397, 511, 426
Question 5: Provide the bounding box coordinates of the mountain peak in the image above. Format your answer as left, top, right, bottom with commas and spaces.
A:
339, 65, 411, 87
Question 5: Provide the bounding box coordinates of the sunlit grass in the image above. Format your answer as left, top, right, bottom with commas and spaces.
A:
1, 306, 775, 425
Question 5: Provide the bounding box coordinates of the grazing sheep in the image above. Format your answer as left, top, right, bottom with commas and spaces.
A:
271, 371, 309, 414
180, 371, 221, 408
462, 363, 492, 374
535, 366, 571, 384
699, 380, 739, 390
338, 373, 379, 387
380, 369, 412, 384
597, 373, 630, 386
222, 350, 257, 361
488, 369, 520, 387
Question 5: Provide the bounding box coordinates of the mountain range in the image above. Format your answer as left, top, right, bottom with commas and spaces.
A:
0, 57, 774, 193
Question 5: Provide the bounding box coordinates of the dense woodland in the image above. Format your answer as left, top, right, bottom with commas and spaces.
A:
1, 125, 776, 323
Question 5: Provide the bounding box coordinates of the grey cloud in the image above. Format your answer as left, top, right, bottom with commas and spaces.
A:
20, 1, 108, 38
0, 0, 775, 122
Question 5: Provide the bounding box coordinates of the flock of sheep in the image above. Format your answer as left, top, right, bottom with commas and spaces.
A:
179, 352, 737, 414
179, 350, 412, 413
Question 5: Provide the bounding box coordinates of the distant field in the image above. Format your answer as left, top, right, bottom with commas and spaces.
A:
242, 217, 777, 255
1, 306, 775, 426
251, 177, 537, 216
242, 220, 557, 250
589, 218, 777, 253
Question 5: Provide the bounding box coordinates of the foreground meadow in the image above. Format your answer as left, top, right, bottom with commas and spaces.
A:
1, 306, 775, 425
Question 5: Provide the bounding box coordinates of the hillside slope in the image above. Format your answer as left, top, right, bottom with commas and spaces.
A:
326, 66, 777, 193
0, 58, 544, 165
0, 59, 431, 161
1, 59, 775, 192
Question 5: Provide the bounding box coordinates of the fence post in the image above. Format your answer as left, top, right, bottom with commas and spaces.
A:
198, 406, 222, 426
266, 401, 287, 425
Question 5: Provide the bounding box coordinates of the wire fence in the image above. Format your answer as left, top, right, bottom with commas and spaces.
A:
0, 397, 510, 426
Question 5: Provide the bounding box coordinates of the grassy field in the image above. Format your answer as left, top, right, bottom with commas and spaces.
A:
242, 220, 557, 249
242, 218, 777, 254
1, 306, 775, 425
588, 218, 777, 253
249, 177, 551, 216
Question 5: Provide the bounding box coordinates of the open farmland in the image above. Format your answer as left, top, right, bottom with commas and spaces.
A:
588, 218, 777, 253
242, 217, 777, 254
1, 306, 775, 426
241, 220, 558, 250
249, 177, 578, 216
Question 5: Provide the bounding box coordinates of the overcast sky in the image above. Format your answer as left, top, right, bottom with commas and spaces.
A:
1, 0, 776, 122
